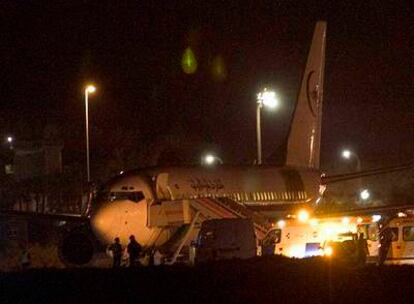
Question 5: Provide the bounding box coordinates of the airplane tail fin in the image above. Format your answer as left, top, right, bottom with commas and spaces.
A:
286, 21, 326, 169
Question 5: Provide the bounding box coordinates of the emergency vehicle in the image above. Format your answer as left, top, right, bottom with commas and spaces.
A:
379, 216, 414, 265
259, 212, 389, 260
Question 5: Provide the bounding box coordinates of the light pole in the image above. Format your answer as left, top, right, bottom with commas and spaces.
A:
341, 149, 363, 202
85, 84, 96, 183
256, 88, 278, 165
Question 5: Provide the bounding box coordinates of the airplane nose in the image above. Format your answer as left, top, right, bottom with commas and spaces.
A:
91, 201, 125, 244
90, 199, 159, 247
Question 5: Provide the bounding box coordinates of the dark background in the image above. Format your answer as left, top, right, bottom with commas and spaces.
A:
1, 1, 413, 173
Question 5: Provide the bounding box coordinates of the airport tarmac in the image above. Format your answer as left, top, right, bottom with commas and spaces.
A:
1, 256, 413, 304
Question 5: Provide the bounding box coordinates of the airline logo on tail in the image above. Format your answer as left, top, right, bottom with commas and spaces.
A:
286, 21, 326, 169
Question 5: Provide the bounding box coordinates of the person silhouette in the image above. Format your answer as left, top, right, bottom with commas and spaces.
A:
127, 235, 142, 267
108, 237, 123, 268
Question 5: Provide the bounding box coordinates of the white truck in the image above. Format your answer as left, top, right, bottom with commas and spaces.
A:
192, 218, 257, 263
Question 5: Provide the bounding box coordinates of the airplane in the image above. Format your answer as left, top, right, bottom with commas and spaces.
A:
6, 21, 410, 266
56, 20, 413, 265
57, 21, 329, 265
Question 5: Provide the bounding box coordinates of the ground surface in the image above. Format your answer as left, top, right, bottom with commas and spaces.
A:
1, 256, 413, 304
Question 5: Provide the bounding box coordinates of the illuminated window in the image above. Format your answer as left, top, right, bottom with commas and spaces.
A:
402, 227, 414, 241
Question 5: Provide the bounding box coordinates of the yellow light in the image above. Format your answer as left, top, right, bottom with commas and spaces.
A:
398, 212, 407, 218
357, 217, 363, 224
342, 217, 350, 225
324, 246, 333, 256
181, 47, 197, 74
298, 210, 309, 223
86, 85, 96, 93
211, 55, 227, 81
310, 218, 318, 227
277, 220, 286, 228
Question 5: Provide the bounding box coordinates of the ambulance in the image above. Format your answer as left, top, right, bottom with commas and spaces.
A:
261, 213, 360, 258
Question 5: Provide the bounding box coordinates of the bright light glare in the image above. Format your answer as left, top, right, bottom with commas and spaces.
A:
277, 220, 286, 228
6, 136, 13, 143
86, 85, 96, 93
372, 215, 381, 222
342, 150, 351, 159
342, 217, 350, 225
324, 246, 333, 256
298, 210, 309, 222
360, 189, 370, 200
257, 89, 278, 108
357, 217, 363, 224
205, 155, 215, 165
310, 218, 318, 227
324, 226, 334, 237
289, 245, 305, 258
398, 212, 407, 218
203, 154, 223, 166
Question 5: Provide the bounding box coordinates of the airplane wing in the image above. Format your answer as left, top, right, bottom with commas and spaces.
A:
321, 162, 413, 185
0, 210, 88, 223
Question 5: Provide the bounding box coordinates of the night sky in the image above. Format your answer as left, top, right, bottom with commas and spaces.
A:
1, 1, 413, 171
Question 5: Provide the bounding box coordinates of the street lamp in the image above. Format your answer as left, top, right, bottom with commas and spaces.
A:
256, 88, 278, 165
85, 84, 96, 183
341, 149, 361, 171
342, 148, 363, 202
360, 189, 370, 201
202, 154, 223, 166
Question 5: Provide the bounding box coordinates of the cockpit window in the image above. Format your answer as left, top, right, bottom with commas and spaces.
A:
108, 191, 145, 203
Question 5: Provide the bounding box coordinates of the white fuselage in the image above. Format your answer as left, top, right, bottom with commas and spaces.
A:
90, 165, 322, 248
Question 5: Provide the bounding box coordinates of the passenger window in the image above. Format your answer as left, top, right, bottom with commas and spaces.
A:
403, 226, 414, 241
264, 229, 281, 245
390, 228, 399, 241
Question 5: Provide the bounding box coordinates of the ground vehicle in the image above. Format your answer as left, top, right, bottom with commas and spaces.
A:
380, 216, 414, 265
321, 232, 360, 264
261, 216, 359, 258
356, 219, 380, 260
193, 218, 257, 263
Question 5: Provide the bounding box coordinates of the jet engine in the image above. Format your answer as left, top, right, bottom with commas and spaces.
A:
58, 224, 98, 266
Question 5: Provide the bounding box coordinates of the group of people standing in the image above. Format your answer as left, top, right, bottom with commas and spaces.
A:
108, 235, 164, 268
108, 235, 143, 268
